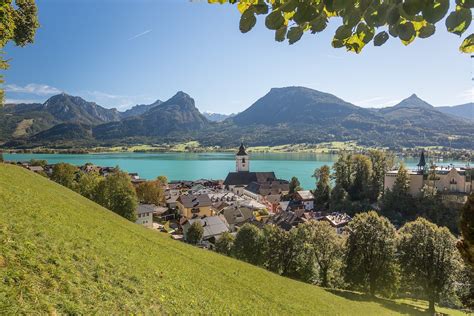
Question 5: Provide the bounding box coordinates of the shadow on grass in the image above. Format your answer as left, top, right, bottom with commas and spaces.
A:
327, 289, 449, 315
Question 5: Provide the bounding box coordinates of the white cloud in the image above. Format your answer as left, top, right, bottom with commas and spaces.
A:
5, 98, 43, 104
354, 96, 400, 108
81, 90, 154, 110
458, 87, 473, 103
128, 29, 152, 41
5, 83, 62, 96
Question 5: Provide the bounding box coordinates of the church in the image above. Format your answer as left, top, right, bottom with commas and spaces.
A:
223, 143, 289, 197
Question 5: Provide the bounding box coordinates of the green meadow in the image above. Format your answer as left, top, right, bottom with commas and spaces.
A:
0, 164, 465, 315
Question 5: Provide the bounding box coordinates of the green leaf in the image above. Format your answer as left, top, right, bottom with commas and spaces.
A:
456, 0, 474, 9
389, 24, 399, 37
253, 4, 269, 15
398, 21, 416, 42
281, 0, 298, 13
294, 3, 318, 24
445, 7, 472, 36
459, 33, 474, 52
422, 0, 450, 24
332, 38, 345, 48
418, 23, 436, 38
239, 9, 257, 33
334, 25, 353, 40
356, 22, 375, 44
265, 10, 285, 30
387, 6, 401, 25
275, 26, 287, 42
287, 26, 304, 44
403, 0, 425, 15
343, 8, 362, 27
310, 15, 328, 33
374, 31, 389, 46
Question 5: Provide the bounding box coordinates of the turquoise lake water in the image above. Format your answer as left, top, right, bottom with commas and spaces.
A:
3, 152, 467, 190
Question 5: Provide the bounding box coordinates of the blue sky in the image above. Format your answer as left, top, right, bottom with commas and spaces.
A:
4, 0, 473, 113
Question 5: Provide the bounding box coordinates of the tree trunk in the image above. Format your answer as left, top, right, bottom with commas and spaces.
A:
428, 298, 435, 314
320, 267, 328, 287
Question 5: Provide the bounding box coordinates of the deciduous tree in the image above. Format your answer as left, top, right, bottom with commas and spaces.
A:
368, 150, 394, 202
289, 176, 302, 194
0, 0, 40, 103
215, 231, 234, 255
233, 223, 265, 265
51, 163, 78, 190
458, 193, 474, 270
136, 180, 165, 205
399, 218, 462, 313
76, 171, 102, 200
187, 221, 204, 245
307, 221, 344, 287
208, 0, 473, 53
344, 211, 399, 296
313, 165, 331, 211
349, 154, 372, 201
95, 170, 138, 222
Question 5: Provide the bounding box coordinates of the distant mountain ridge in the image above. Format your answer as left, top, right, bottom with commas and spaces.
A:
437, 103, 473, 121
1, 87, 473, 149
202, 112, 234, 122
121, 99, 163, 118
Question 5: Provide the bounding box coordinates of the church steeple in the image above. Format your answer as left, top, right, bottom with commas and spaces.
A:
236, 143, 249, 172
417, 150, 426, 172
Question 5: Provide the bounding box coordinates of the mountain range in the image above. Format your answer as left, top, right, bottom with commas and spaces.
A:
1, 87, 472, 149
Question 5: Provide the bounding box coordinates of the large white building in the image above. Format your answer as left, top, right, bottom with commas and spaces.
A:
384, 151, 473, 203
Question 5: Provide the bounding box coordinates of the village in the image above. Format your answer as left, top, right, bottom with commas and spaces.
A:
11, 143, 473, 250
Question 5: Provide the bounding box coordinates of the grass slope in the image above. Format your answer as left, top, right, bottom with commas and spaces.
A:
0, 164, 463, 315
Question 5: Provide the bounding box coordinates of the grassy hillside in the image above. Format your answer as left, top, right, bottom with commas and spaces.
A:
0, 164, 464, 315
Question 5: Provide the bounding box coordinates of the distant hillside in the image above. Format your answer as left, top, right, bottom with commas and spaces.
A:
203, 112, 234, 122
1, 87, 473, 149
231, 87, 374, 126
0, 164, 462, 315
378, 95, 467, 129
43, 93, 121, 124
121, 99, 163, 118
437, 103, 473, 121
94, 92, 209, 139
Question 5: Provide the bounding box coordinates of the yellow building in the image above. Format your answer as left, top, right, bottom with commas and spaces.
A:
177, 194, 214, 219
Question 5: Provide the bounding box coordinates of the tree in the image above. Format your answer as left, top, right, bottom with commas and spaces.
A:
187, 221, 204, 245
0, 0, 40, 104
313, 165, 331, 211
458, 193, 474, 270
95, 170, 138, 221
368, 150, 394, 202
215, 231, 234, 255
344, 211, 399, 296
51, 163, 78, 189
381, 164, 415, 222
29, 159, 47, 167
289, 176, 302, 194
156, 175, 169, 186
332, 152, 352, 192
233, 223, 264, 265
307, 221, 344, 287
76, 171, 102, 201
208, 0, 473, 54
136, 180, 165, 205
399, 218, 461, 313
348, 154, 372, 201
329, 184, 350, 212
262, 224, 299, 276
0, 151, 3, 163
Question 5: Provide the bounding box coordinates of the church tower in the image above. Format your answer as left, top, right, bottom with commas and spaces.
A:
236, 143, 249, 172
417, 150, 427, 173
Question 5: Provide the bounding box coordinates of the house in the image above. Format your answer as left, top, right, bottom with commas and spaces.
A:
243, 180, 290, 203
177, 194, 214, 218
182, 215, 230, 242
322, 212, 351, 234
27, 165, 44, 173
271, 209, 307, 231
295, 190, 315, 210
135, 204, 155, 228
220, 205, 255, 231
384, 151, 473, 203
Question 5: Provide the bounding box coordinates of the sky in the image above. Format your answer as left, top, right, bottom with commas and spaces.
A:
4, 0, 473, 114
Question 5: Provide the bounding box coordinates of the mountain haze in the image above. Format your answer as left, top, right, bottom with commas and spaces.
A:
437, 103, 474, 121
